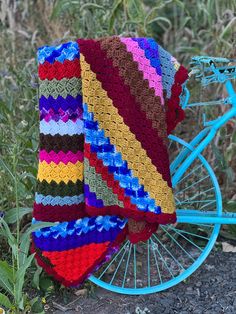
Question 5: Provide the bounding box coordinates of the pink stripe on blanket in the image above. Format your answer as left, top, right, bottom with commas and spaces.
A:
40, 107, 83, 123
39, 150, 84, 164
120, 38, 164, 105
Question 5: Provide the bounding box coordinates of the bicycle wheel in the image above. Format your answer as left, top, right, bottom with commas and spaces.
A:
88, 135, 222, 294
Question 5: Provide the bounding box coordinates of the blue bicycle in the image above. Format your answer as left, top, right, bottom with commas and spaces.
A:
88, 56, 236, 295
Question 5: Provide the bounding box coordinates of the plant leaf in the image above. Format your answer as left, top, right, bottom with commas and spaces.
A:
30, 296, 45, 313
219, 17, 236, 40
0, 261, 14, 283
24, 221, 56, 236
109, 0, 123, 32
80, 3, 106, 11
15, 254, 35, 304
39, 276, 54, 293
0, 261, 14, 296
147, 16, 172, 29
0, 219, 17, 255
0, 157, 15, 181
19, 231, 31, 267
0, 292, 13, 309
32, 265, 42, 290
4, 207, 32, 224
50, 0, 71, 19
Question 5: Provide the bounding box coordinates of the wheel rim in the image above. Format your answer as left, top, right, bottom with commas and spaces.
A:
89, 136, 222, 294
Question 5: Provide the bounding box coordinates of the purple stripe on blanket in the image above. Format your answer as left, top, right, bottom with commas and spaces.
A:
32, 227, 122, 251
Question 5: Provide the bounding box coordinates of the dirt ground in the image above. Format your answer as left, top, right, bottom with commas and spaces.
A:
47, 247, 236, 314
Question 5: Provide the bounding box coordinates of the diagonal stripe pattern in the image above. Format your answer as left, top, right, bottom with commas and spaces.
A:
32, 37, 188, 288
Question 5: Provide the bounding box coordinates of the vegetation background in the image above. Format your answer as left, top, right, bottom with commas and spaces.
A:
0, 0, 235, 313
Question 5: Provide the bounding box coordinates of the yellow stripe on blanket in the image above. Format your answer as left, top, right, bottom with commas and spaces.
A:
80, 53, 175, 213
37, 160, 83, 184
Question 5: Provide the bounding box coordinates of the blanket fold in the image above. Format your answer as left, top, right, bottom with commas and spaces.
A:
31, 36, 188, 287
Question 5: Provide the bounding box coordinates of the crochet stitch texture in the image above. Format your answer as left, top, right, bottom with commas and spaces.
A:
31, 36, 188, 287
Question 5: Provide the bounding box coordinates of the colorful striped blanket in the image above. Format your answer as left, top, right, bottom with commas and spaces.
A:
31, 36, 188, 287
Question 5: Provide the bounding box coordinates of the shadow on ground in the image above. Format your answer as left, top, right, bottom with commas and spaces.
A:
49, 249, 236, 314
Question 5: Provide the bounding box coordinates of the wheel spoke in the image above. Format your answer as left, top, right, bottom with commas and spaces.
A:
177, 164, 203, 184
152, 237, 176, 279
196, 187, 215, 197
98, 241, 129, 279
161, 226, 196, 262
167, 226, 210, 241
122, 242, 132, 288
152, 234, 185, 270
175, 174, 210, 195
167, 227, 203, 252
110, 241, 130, 284
150, 239, 164, 282
133, 244, 137, 288
177, 199, 215, 205
147, 239, 151, 287
89, 136, 221, 294
200, 199, 216, 209
195, 223, 214, 228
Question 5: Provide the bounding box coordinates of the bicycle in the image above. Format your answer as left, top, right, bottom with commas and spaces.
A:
88, 56, 236, 295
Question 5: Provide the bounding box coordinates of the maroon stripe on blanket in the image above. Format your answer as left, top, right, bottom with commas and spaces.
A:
85, 204, 177, 224
77, 38, 172, 187
33, 202, 86, 222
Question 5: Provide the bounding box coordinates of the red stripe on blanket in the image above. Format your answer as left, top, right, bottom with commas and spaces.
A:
84, 142, 176, 224
78, 38, 172, 187
38, 59, 81, 80
166, 65, 189, 134
84, 143, 137, 211
31, 226, 127, 287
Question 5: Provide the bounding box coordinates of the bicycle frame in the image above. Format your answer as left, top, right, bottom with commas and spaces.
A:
89, 57, 236, 294
169, 57, 236, 225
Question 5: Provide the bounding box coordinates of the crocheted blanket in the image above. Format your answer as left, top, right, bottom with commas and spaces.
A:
31, 37, 188, 287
